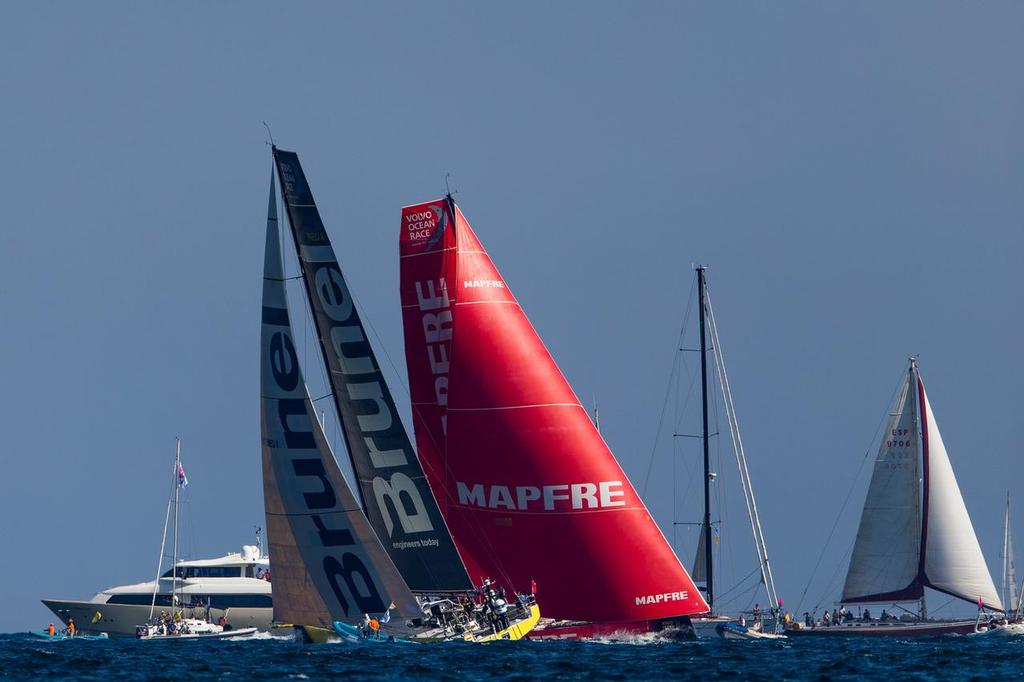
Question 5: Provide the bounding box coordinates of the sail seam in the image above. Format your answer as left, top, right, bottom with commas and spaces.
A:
446, 403, 582, 412
399, 247, 458, 259
401, 300, 521, 310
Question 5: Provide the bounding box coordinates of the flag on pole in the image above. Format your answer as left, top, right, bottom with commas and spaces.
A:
177, 463, 189, 488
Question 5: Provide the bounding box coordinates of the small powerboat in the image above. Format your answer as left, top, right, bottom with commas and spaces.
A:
969, 621, 1024, 637
29, 630, 109, 641
716, 622, 786, 640
332, 621, 409, 644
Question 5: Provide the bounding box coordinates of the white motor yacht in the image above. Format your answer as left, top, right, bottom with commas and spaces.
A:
43, 545, 273, 637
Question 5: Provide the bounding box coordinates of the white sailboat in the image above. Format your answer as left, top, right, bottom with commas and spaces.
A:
971, 493, 1024, 636
1002, 493, 1018, 617
666, 268, 784, 640
791, 358, 1001, 637
135, 439, 258, 640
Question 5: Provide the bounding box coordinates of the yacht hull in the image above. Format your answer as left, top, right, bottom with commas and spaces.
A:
527, 615, 697, 641
42, 599, 272, 638
786, 620, 978, 637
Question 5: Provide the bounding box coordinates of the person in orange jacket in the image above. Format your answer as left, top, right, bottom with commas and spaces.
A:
47, 623, 55, 636
68, 618, 76, 636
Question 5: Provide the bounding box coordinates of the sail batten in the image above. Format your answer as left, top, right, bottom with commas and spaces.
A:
399, 197, 708, 622
271, 148, 472, 593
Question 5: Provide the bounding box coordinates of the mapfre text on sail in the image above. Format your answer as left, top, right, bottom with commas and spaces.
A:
456, 481, 627, 511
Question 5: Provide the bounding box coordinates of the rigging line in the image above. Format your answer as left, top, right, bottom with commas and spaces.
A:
339, 262, 417, 416
705, 283, 778, 608
714, 565, 762, 601
710, 357, 732, 598
810, 542, 854, 614
641, 275, 697, 497
794, 368, 909, 615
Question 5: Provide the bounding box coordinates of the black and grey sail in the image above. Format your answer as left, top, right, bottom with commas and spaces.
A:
271, 148, 472, 593
261, 174, 421, 628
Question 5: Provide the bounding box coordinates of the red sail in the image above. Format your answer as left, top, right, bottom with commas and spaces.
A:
400, 197, 708, 622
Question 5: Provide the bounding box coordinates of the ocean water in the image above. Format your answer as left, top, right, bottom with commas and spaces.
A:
1, 631, 1020, 680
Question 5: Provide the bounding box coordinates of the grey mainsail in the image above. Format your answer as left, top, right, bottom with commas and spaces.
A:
842, 372, 922, 603
272, 147, 472, 593
261, 173, 420, 628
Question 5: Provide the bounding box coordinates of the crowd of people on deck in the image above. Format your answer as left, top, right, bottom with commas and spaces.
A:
799, 605, 907, 627
356, 577, 536, 640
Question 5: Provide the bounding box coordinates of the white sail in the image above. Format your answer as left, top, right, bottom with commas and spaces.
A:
919, 379, 1002, 610
260, 175, 420, 628
842, 374, 923, 603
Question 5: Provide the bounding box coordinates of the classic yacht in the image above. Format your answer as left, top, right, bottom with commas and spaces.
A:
42, 545, 272, 637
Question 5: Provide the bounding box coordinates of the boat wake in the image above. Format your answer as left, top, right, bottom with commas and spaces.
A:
589, 630, 688, 646
227, 631, 277, 642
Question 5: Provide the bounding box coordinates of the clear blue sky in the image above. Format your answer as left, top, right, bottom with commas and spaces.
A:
1, 2, 1021, 632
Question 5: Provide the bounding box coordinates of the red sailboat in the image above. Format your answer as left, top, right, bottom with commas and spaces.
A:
399, 195, 709, 639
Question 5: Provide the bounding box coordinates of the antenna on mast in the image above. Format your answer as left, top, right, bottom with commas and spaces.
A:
445, 172, 458, 199
262, 121, 276, 147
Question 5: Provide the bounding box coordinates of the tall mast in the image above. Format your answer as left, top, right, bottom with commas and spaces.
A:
1004, 492, 1016, 613
172, 437, 181, 613
697, 266, 714, 613
910, 358, 928, 620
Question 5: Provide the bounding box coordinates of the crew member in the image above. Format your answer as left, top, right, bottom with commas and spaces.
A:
68, 618, 76, 636
492, 594, 510, 631
46, 623, 55, 636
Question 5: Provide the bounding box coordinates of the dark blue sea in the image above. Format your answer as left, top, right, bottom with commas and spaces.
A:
2, 632, 1021, 680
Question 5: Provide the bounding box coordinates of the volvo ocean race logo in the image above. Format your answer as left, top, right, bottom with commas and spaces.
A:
405, 204, 446, 250
264, 324, 385, 616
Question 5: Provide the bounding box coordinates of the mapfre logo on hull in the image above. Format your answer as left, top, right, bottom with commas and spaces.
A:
635, 591, 690, 606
